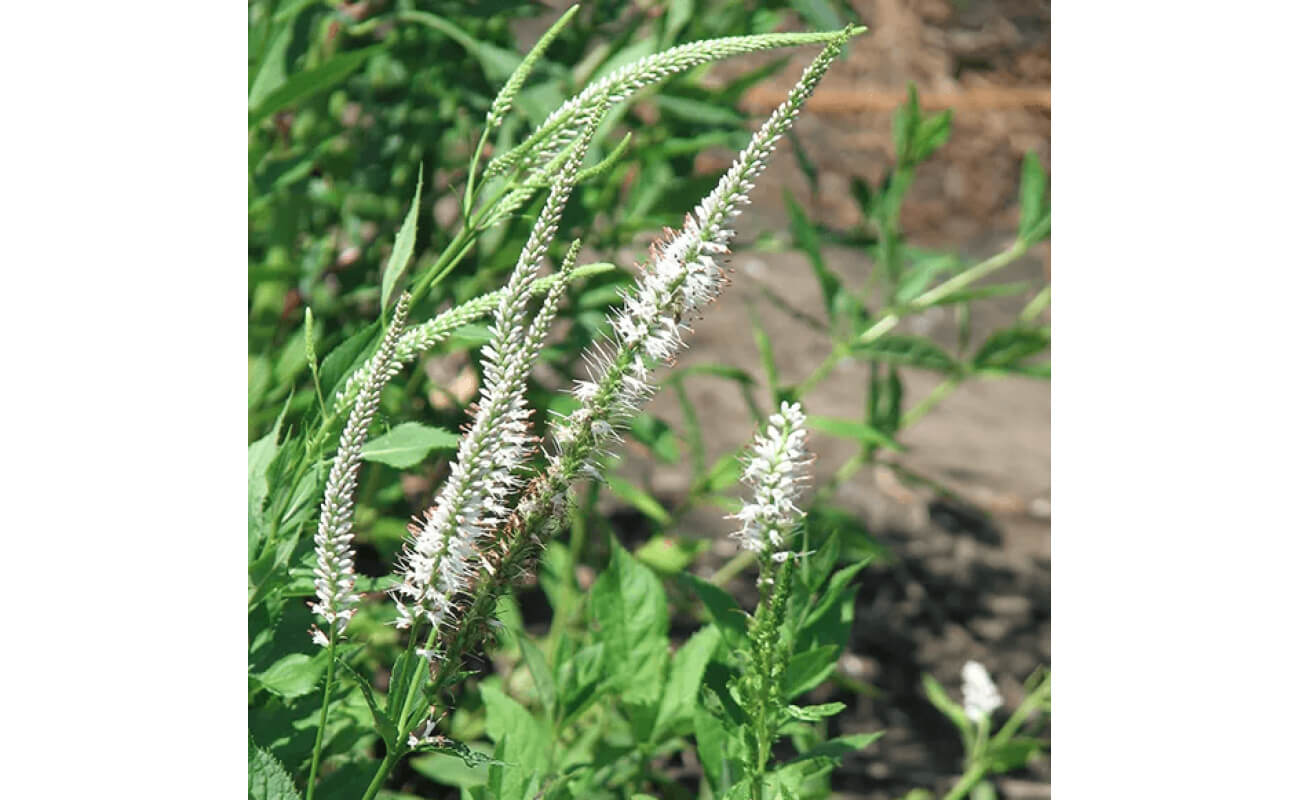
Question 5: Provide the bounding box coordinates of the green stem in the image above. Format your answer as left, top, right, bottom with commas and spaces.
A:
305, 634, 338, 800
463, 127, 491, 219
990, 674, 1050, 749
709, 549, 755, 586
1019, 284, 1051, 323
794, 341, 849, 398
915, 238, 1028, 307
859, 238, 1030, 346
901, 376, 960, 428
941, 764, 988, 800
358, 750, 398, 800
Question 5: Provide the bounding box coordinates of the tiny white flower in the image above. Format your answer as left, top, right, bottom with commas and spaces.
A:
961, 660, 1003, 721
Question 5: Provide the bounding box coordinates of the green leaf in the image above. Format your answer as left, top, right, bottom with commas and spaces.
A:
627, 413, 681, 463
696, 452, 743, 494
336, 658, 397, 744
806, 414, 904, 452
750, 306, 782, 405
399, 11, 520, 83
249, 740, 303, 800
786, 701, 846, 722
360, 422, 460, 469
893, 84, 921, 164
255, 652, 325, 700
694, 707, 728, 794
786, 731, 884, 767
913, 109, 953, 163
410, 751, 491, 790
784, 190, 850, 322
895, 250, 962, 304
972, 781, 998, 800
590, 542, 670, 683
985, 737, 1045, 773
681, 573, 749, 651
922, 673, 974, 742
972, 326, 1050, 373
1018, 151, 1050, 243
248, 416, 282, 553
249, 46, 380, 126
381, 165, 422, 310
319, 320, 381, 401
782, 644, 839, 697
248, 21, 293, 110
852, 334, 958, 373
482, 686, 547, 800
652, 625, 721, 741
518, 635, 557, 719
657, 94, 746, 125
605, 475, 671, 525
635, 535, 708, 574
791, 0, 843, 31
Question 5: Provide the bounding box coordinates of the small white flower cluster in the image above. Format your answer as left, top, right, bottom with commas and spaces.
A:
733, 402, 812, 563
311, 295, 411, 646
392, 118, 599, 638
961, 660, 1004, 721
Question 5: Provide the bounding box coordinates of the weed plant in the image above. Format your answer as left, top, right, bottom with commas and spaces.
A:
249, 4, 1050, 799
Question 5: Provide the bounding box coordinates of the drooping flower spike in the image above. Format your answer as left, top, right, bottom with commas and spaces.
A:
473, 29, 855, 610
310, 293, 411, 645
391, 107, 604, 638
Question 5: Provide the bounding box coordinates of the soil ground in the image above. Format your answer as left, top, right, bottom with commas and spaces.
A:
618, 2, 1051, 797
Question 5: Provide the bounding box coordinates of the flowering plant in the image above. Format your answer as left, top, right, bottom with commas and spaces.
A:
249, 5, 1050, 799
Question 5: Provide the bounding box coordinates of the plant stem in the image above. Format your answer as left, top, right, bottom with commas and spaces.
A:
859, 237, 1030, 346
305, 634, 338, 800
794, 341, 849, 398
941, 765, 988, 800
709, 549, 755, 586
359, 750, 398, 800
463, 128, 491, 218
901, 376, 960, 428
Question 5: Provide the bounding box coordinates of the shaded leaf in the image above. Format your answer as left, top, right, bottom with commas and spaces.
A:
361, 422, 460, 469
249, 740, 303, 800
255, 652, 324, 700
852, 334, 958, 373
381, 165, 423, 310
806, 414, 904, 452
249, 46, 380, 126
653, 625, 722, 740
605, 475, 671, 525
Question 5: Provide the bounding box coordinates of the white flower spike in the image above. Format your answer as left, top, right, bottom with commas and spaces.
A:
733, 402, 812, 563
310, 294, 411, 644
961, 660, 1004, 721
392, 107, 603, 638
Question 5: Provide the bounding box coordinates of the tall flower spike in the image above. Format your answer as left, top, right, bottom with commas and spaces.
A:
485, 29, 855, 181
391, 106, 604, 636
545, 29, 852, 489
310, 294, 411, 646
472, 30, 854, 619
733, 402, 812, 564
